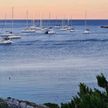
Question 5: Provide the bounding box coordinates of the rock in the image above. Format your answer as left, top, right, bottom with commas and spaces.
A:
26, 105, 34, 108
20, 102, 27, 108
3, 97, 49, 108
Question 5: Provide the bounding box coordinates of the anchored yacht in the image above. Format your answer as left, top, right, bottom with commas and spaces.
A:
83, 11, 90, 34
0, 37, 12, 44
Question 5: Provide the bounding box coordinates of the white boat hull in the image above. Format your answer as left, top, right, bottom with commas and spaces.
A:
0, 40, 12, 44
22, 27, 36, 33
22, 29, 36, 33
48, 30, 56, 34
1, 33, 21, 39
45, 29, 56, 34
8, 35, 21, 39
83, 30, 90, 34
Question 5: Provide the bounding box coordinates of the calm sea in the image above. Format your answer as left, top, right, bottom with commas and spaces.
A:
0, 20, 108, 104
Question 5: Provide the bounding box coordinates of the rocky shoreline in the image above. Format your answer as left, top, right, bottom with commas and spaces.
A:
0, 97, 49, 108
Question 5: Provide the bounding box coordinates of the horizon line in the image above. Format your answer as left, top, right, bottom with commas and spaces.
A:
0, 18, 108, 20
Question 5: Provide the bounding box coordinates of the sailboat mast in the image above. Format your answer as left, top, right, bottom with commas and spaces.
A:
26, 10, 29, 28
67, 17, 70, 26
49, 12, 51, 27
39, 18, 41, 28
4, 13, 7, 32
11, 7, 14, 33
32, 16, 35, 26
84, 11, 87, 29
71, 16, 73, 27
39, 13, 42, 28
62, 18, 64, 27
62, 15, 65, 27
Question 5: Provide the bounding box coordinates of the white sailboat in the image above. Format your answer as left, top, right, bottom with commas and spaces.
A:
67, 18, 71, 30
44, 13, 56, 35
54, 15, 60, 29
48, 29, 56, 34
35, 17, 46, 34
22, 10, 36, 33
4, 7, 21, 39
60, 17, 72, 31
60, 19, 67, 31
63, 17, 74, 32
69, 16, 75, 32
83, 11, 90, 34
0, 18, 12, 45
45, 27, 56, 34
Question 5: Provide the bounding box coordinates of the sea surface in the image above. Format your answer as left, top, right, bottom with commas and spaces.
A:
0, 20, 108, 104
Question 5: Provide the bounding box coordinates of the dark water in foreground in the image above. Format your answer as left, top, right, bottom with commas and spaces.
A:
0, 20, 108, 104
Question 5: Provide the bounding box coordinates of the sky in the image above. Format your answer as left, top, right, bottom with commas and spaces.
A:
0, 0, 108, 19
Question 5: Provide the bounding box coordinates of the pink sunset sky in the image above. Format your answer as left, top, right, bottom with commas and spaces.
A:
0, 0, 108, 19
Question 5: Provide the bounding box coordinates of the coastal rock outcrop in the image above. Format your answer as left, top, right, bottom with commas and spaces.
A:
0, 97, 49, 108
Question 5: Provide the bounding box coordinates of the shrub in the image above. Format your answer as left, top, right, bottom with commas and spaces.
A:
61, 73, 108, 108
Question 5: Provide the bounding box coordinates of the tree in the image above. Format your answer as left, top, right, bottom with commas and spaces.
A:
60, 73, 108, 108
97, 73, 108, 93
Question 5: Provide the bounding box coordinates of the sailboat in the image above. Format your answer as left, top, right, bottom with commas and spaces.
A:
35, 17, 46, 34
44, 13, 56, 35
63, 17, 75, 32
59, 18, 71, 32
83, 11, 90, 34
66, 18, 71, 30
60, 19, 67, 31
28, 18, 37, 30
45, 27, 56, 34
0, 16, 12, 45
0, 14, 12, 44
69, 16, 75, 32
22, 10, 36, 33
4, 7, 21, 39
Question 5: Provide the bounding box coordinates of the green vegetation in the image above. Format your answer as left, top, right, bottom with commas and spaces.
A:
0, 98, 8, 108
45, 73, 108, 108
61, 73, 108, 108
44, 103, 59, 108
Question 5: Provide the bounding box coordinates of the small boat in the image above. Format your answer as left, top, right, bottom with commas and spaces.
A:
2, 31, 21, 39
60, 19, 68, 31
7, 33, 21, 39
48, 29, 55, 34
8, 35, 21, 39
70, 27, 75, 32
45, 28, 56, 34
36, 29, 46, 34
35, 26, 46, 34
22, 27, 36, 33
70, 16, 75, 32
3, 7, 21, 39
0, 37, 12, 45
34, 16, 46, 34
83, 29, 90, 34
60, 26, 69, 31
60, 26, 75, 32
83, 11, 90, 34
100, 26, 108, 28
22, 11, 36, 33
